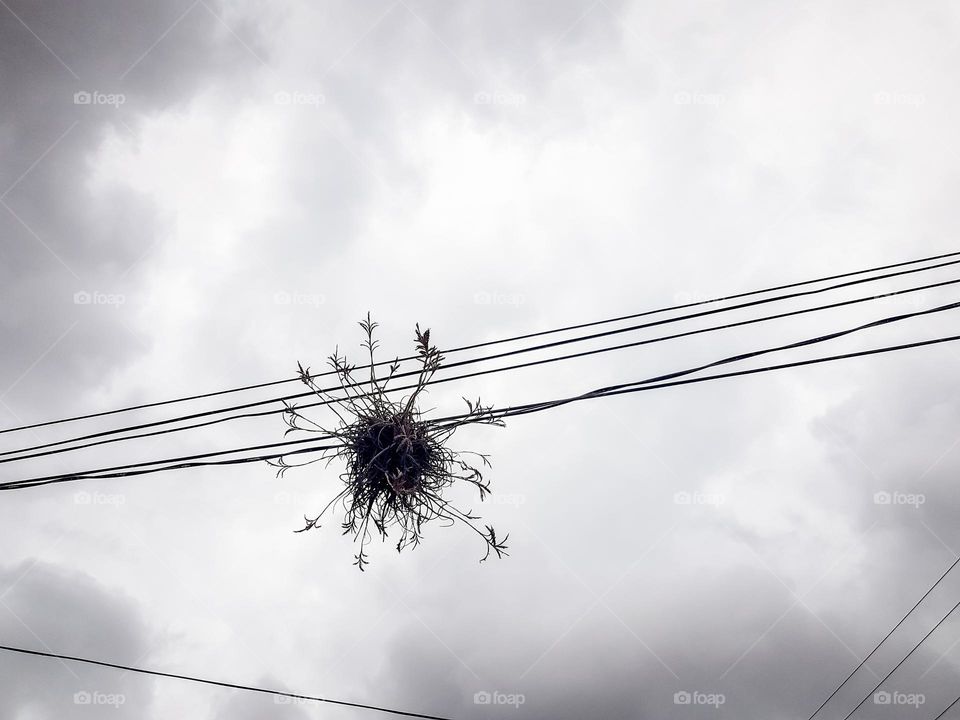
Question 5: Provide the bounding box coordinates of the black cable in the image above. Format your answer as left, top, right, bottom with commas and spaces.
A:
4, 332, 959, 492
6, 274, 958, 466
6, 294, 956, 483
840, 598, 960, 720
0, 442, 343, 491
564, 333, 960, 408
933, 694, 960, 720
0, 644, 451, 720
6, 261, 960, 463
3, 248, 957, 436
479, 298, 960, 421
807, 555, 960, 719
6, 301, 959, 487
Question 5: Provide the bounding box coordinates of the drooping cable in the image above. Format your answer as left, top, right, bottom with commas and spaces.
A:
4, 332, 958, 492
3, 248, 957, 435
0, 643, 451, 720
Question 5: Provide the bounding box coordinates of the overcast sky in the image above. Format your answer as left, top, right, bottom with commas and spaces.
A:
2, 1, 960, 718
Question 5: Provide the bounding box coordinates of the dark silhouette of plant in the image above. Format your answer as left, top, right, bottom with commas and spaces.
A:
269, 314, 508, 570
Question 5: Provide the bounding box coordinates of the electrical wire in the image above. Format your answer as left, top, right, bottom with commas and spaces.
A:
5, 269, 959, 465
7, 294, 958, 484
479, 298, 960, 421
5, 274, 958, 465
3, 248, 957, 436
807, 555, 960, 719
933, 693, 960, 720
0, 644, 451, 720
4, 252, 959, 720
7, 301, 960, 488
840, 598, 960, 720
4, 332, 959, 492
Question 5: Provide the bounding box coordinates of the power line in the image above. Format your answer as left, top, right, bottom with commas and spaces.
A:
807, 555, 960, 719
5, 266, 959, 465
6, 294, 958, 484
7, 301, 960, 489
3, 247, 956, 436
4, 332, 959, 492
839, 597, 960, 720
2, 249, 958, 438
511, 334, 960, 417
0, 441, 342, 490
0, 643, 452, 720
478, 298, 960, 421
6, 274, 958, 466
933, 693, 960, 720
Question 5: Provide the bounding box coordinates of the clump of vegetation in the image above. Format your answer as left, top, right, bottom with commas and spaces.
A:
270, 314, 508, 570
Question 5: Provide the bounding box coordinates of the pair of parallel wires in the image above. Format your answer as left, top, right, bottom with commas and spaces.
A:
3, 250, 960, 718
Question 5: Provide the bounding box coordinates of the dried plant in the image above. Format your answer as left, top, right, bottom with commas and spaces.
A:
269, 314, 508, 570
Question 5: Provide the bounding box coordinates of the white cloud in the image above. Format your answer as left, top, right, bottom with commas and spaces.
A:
3, 1, 960, 718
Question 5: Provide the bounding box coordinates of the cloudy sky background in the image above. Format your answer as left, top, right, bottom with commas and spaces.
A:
2, 0, 960, 717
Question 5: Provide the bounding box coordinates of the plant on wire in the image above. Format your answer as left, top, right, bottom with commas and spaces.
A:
269, 314, 508, 570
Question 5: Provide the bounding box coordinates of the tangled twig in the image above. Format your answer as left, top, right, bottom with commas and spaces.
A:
269, 314, 508, 570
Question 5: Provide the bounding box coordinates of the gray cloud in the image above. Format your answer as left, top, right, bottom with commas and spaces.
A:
2, 2, 960, 720
0, 560, 154, 718
212, 678, 312, 720
0, 0, 266, 419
